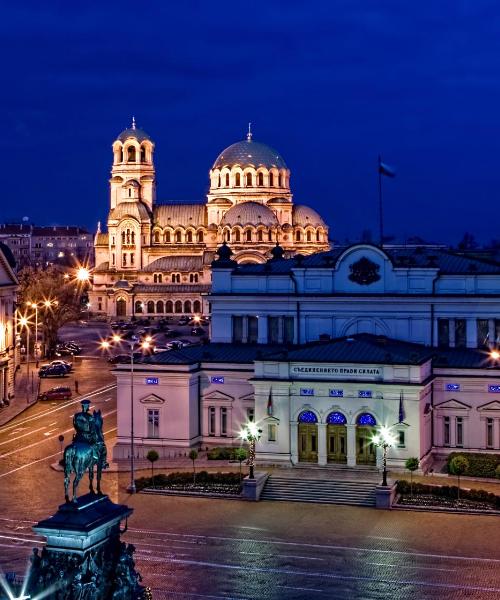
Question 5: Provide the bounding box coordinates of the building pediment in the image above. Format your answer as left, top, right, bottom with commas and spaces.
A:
139, 394, 165, 404
478, 400, 500, 412
239, 392, 255, 402
434, 399, 471, 410
204, 390, 234, 402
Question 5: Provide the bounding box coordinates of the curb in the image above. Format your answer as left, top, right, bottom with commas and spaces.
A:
392, 504, 500, 516
140, 488, 242, 500
0, 399, 39, 427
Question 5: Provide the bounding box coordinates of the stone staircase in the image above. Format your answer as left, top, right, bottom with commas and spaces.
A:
260, 476, 377, 506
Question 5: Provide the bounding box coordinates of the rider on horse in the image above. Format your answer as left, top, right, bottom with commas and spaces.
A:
73, 399, 96, 445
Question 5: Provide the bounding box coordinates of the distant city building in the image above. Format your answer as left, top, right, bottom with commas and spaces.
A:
0, 224, 92, 269
0, 243, 18, 406
113, 242, 500, 471
89, 121, 329, 317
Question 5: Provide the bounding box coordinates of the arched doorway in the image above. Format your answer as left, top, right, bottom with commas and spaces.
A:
356, 413, 377, 465
326, 411, 347, 464
116, 297, 126, 317
298, 410, 318, 463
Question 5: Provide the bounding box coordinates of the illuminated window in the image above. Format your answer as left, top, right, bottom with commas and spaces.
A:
327, 412, 347, 425
147, 409, 159, 438
298, 410, 317, 423
268, 423, 277, 442
357, 413, 376, 426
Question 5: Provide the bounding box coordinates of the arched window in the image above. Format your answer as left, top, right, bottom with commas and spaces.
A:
225, 173, 230, 186
131, 231, 135, 244
193, 300, 201, 313
140, 146, 146, 162
306, 231, 312, 242
298, 410, 318, 423
166, 300, 173, 313
175, 231, 182, 243
156, 300, 164, 313
135, 300, 143, 314
269, 172, 274, 186
164, 231, 171, 243
245, 172, 252, 186
357, 413, 376, 426
171, 273, 181, 283
153, 273, 163, 283
225, 229, 231, 242
245, 230, 252, 242
189, 273, 199, 283
235, 173, 241, 187
234, 229, 241, 242
268, 230, 272, 241
120, 148, 124, 163
128, 146, 136, 162
147, 301, 155, 314
174, 300, 182, 313
295, 230, 301, 242
257, 230, 263, 242
316, 230, 321, 242
154, 231, 160, 243
186, 230, 193, 243
197, 231, 204, 243
130, 253, 135, 265
257, 172, 264, 186
218, 175, 221, 187
122, 253, 127, 266
278, 173, 283, 187
327, 412, 347, 425
184, 300, 192, 313
121, 231, 125, 244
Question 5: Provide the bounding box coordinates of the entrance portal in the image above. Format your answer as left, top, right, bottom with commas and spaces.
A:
298, 410, 318, 463
326, 411, 347, 464
356, 413, 377, 465
116, 298, 126, 317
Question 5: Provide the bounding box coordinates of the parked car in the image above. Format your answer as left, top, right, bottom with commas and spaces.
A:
191, 327, 206, 336
49, 359, 73, 372
38, 386, 72, 401
108, 354, 131, 364
178, 316, 191, 326
39, 365, 67, 378
166, 340, 188, 350
165, 329, 181, 338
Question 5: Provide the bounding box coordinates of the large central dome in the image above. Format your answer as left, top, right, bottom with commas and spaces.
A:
213, 138, 287, 170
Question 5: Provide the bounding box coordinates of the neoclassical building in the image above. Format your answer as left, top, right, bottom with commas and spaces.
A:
90, 121, 329, 317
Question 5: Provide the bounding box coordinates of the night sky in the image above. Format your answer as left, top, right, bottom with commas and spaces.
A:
3, 1, 500, 245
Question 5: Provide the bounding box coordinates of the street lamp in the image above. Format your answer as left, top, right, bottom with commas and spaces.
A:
19, 316, 31, 404
76, 266, 90, 283
372, 426, 397, 487
27, 299, 57, 361
240, 421, 262, 479
100, 333, 150, 493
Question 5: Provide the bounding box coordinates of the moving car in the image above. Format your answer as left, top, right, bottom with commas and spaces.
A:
39, 364, 67, 378
107, 354, 131, 364
38, 386, 72, 401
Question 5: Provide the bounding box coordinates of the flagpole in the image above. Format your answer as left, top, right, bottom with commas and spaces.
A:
378, 154, 383, 246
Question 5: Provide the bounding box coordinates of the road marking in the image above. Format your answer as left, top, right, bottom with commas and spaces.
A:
239, 550, 325, 562
127, 527, 500, 564
0, 533, 42, 544
366, 561, 456, 572
0, 426, 50, 447
278, 584, 323, 593
0, 428, 117, 477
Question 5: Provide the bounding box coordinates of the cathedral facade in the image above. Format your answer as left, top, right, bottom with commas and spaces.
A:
90, 122, 329, 318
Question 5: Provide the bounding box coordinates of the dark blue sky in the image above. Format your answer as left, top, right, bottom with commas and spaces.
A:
3, 1, 500, 245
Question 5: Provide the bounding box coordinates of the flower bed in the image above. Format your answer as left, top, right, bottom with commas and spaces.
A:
135, 471, 243, 496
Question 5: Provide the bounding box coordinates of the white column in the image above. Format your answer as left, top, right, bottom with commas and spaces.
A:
346, 424, 356, 467
290, 422, 298, 464
318, 423, 327, 466
257, 315, 268, 344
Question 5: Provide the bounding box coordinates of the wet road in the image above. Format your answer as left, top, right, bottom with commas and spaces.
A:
0, 361, 499, 599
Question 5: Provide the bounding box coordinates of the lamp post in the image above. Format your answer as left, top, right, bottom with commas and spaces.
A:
28, 302, 39, 362
240, 421, 262, 479
19, 317, 30, 403
100, 333, 150, 493
372, 426, 397, 487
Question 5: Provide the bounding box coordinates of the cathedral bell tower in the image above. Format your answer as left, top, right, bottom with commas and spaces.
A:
109, 117, 156, 211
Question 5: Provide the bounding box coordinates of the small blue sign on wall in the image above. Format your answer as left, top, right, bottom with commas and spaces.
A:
358, 390, 372, 398
446, 383, 460, 391
145, 377, 159, 385
488, 385, 500, 393
329, 389, 344, 397
211, 376, 225, 384
300, 388, 314, 396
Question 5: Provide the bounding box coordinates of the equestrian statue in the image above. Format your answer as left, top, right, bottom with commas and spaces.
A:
64, 399, 109, 503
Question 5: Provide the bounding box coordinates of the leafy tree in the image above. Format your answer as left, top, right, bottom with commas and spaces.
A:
234, 448, 248, 481
189, 449, 198, 484
457, 232, 478, 251
495, 464, 500, 480
405, 457, 419, 497
449, 455, 469, 500
17, 265, 85, 357
146, 449, 159, 488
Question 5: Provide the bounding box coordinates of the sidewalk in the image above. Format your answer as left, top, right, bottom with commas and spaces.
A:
0, 361, 39, 427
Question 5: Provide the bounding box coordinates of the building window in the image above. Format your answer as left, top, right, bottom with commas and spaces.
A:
232, 316, 243, 343
184, 300, 191, 313
455, 319, 466, 348
208, 407, 216, 436
268, 317, 280, 344
130, 253, 134, 265
257, 172, 264, 186
166, 300, 173, 313
156, 300, 164, 313
278, 173, 283, 187
397, 430, 406, 448
245, 229, 252, 242
164, 231, 171, 243
443, 416, 450, 446
186, 231, 193, 243
247, 408, 255, 422
154, 231, 160, 243
438, 319, 449, 347
112, 253, 115, 266
295, 230, 301, 242
477, 319, 489, 348
220, 407, 227, 436
197, 231, 204, 243
175, 231, 182, 243
235, 173, 241, 186
486, 418, 494, 448
171, 273, 181, 283
257, 230, 263, 242
234, 229, 241, 242
248, 316, 258, 343
456, 417, 463, 447
128, 146, 136, 162
284, 316, 294, 344
306, 230, 312, 242
135, 300, 143, 314
245, 172, 252, 186
122, 253, 127, 267
174, 300, 182, 313
269, 172, 274, 186
153, 273, 163, 283
225, 173, 230, 186
193, 300, 201, 313
147, 409, 159, 438
268, 423, 277, 442
190, 273, 199, 283
147, 301, 155, 313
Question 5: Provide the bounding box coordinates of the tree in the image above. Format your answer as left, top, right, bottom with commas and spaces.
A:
405, 457, 419, 497
146, 449, 159, 488
189, 449, 198, 484
234, 448, 248, 481
17, 265, 85, 357
457, 232, 478, 251
449, 455, 469, 500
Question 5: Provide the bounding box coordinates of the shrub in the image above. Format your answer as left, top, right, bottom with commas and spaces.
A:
135, 471, 241, 492
449, 455, 470, 499
207, 447, 239, 460
405, 457, 419, 497
446, 452, 500, 479
396, 479, 500, 508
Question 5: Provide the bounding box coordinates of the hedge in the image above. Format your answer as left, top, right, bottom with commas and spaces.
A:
396, 479, 500, 508
446, 452, 500, 479
207, 447, 245, 460
135, 471, 241, 491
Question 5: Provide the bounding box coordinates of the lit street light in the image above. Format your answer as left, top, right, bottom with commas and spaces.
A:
19, 316, 32, 404
240, 421, 262, 479
76, 266, 90, 282
372, 426, 397, 487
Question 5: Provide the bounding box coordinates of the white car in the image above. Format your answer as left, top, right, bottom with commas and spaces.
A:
48, 360, 73, 372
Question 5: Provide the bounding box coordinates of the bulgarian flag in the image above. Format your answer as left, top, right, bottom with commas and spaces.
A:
378, 159, 396, 178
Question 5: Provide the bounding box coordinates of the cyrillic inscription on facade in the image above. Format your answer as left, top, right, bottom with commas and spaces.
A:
291, 364, 382, 380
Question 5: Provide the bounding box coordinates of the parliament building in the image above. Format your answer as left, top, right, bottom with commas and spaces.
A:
89, 121, 329, 317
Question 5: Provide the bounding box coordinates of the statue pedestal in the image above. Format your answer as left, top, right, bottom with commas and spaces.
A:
27, 494, 144, 600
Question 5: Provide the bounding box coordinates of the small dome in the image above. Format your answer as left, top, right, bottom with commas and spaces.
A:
221, 202, 278, 226
293, 205, 326, 227
117, 118, 151, 143
109, 201, 151, 222
213, 138, 287, 170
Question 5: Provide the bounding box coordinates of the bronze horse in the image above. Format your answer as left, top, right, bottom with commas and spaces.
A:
64, 410, 107, 502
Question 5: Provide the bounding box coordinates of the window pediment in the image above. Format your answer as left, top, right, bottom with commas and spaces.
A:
204, 390, 234, 402
435, 399, 471, 411
478, 400, 500, 412
139, 394, 165, 404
